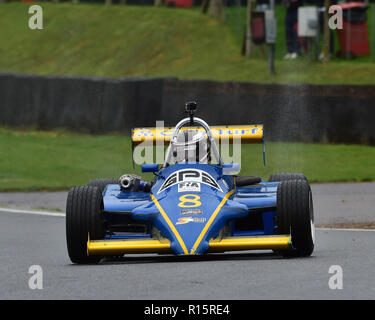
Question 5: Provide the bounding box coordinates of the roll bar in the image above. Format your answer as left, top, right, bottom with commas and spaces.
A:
164, 117, 223, 166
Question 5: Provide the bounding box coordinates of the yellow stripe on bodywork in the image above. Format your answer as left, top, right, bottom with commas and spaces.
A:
151, 194, 189, 255
190, 189, 236, 254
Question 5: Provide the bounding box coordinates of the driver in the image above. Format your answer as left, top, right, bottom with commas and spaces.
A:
170, 129, 211, 164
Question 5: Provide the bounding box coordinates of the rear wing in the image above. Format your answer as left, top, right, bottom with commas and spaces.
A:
131, 125, 264, 146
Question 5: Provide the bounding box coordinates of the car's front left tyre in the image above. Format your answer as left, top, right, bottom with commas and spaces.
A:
66, 186, 105, 264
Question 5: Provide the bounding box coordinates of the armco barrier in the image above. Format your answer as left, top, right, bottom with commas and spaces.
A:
0, 72, 374, 144
0, 73, 166, 134
161, 79, 375, 144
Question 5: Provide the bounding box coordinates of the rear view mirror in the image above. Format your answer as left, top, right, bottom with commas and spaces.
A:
141, 164, 159, 173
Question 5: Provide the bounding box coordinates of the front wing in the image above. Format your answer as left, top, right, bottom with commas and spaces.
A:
86, 235, 291, 256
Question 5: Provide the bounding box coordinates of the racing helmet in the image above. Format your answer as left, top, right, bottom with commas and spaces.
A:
171, 129, 211, 164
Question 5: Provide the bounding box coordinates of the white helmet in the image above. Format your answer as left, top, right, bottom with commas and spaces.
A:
171, 130, 210, 164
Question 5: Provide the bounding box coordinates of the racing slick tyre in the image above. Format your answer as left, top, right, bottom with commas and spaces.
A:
269, 173, 307, 182
88, 178, 118, 194
276, 179, 315, 257
66, 186, 106, 264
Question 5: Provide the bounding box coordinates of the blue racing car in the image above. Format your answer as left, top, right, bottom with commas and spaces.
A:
66, 102, 315, 264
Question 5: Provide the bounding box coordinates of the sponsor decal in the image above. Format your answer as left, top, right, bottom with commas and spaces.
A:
176, 217, 207, 225
133, 126, 261, 138
180, 209, 203, 216
178, 182, 201, 193
158, 169, 223, 194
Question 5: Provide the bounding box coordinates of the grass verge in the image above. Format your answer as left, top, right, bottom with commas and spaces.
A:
0, 3, 375, 84
1, 128, 375, 191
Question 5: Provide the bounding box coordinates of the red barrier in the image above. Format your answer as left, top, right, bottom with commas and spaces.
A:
165, 0, 192, 8
336, 2, 370, 57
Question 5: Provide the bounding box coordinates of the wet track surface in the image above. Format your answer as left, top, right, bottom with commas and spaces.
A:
0, 210, 374, 300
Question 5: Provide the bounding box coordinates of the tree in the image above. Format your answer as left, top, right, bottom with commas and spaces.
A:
321, 0, 331, 62
209, 0, 223, 19
244, 0, 257, 57
201, 0, 209, 14
105, 0, 112, 6
154, 0, 163, 7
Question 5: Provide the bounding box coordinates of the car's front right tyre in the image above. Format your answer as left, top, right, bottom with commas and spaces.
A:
87, 178, 118, 194
276, 179, 315, 257
66, 186, 105, 264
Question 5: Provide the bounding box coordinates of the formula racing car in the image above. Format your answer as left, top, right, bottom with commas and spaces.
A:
66, 102, 315, 263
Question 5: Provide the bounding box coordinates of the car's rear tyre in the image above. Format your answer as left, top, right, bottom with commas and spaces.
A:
269, 173, 307, 182
66, 186, 106, 264
88, 178, 118, 194
276, 179, 315, 257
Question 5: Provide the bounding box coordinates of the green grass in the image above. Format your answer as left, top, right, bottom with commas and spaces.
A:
1, 3, 375, 84
1, 128, 375, 191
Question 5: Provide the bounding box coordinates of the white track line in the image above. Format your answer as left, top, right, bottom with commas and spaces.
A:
317, 227, 375, 232
0, 207, 65, 217
1, 207, 374, 231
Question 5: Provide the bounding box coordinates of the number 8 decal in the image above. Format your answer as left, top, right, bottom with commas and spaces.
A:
178, 194, 201, 208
